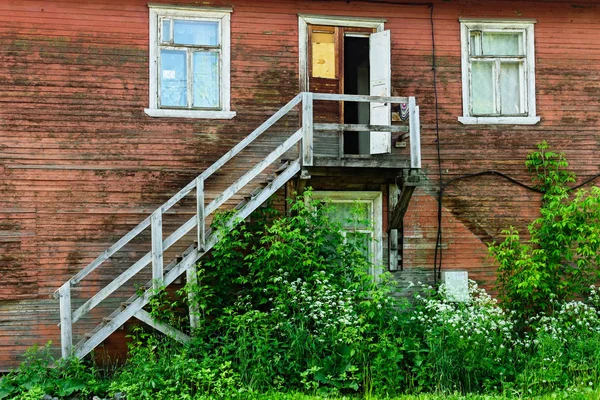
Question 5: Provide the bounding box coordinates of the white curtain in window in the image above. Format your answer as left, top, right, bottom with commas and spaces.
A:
482, 32, 522, 56
500, 62, 522, 114
471, 61, 494, 115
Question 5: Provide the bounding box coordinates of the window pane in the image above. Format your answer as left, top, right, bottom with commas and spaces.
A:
161, 19, 171, 43
326, 202, 371, 229
482, 32, 522, 56
471, 61, 495, 115
312, 31, 336, 79
160, 50, 187, 107
193, 52, 219, 108
174, 20, 219, 46
500, 62, 522, 114
469, 31, 482, 56
346, 232, 371, 260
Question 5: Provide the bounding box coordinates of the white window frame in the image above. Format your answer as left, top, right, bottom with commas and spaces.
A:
311, 191, 383, 278
145, 4, 236, 119
459, 19, 540, 125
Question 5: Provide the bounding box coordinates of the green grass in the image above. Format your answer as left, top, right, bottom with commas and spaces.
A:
234, 389, 600, 400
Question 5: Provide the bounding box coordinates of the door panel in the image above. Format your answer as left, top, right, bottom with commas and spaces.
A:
369, 30, 392, 154
309, 25, 342, 124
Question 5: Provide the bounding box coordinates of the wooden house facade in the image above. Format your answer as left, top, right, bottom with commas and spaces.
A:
1, 0, 599, 369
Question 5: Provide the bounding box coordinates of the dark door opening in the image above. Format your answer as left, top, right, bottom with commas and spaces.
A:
343, 36, 370, 155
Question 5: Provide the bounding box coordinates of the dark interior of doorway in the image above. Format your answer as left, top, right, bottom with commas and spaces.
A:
343, 36, 370, 155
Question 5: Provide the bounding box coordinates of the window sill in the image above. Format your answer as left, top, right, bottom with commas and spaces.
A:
458, 116, 540, 125
144, 108, 237, 119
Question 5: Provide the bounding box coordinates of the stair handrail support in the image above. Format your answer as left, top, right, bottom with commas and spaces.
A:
55, 93, 305, 358
301, 92, 314, 168
54, 92, 422, 360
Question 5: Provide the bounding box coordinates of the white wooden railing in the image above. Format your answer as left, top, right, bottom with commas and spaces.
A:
55, 92, 420, 359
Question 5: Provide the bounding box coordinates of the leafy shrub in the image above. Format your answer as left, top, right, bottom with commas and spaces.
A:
408, 281, 518, 394
515, 287, 600, 395
490, 141, 600, 318
108, 191, 411, 398
0, 343, 108, 399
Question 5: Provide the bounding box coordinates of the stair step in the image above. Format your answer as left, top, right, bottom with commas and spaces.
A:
275, 161, 290, 174
244, 187, 263, 200
71, 157, 300, 360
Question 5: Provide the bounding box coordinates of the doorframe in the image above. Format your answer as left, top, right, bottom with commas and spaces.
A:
298, 14, 386, 92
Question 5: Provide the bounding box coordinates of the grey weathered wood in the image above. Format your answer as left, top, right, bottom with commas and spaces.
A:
389, 183, 400, 272
314, 123, 408, 133
409, 99, 421, 169
312, 93, 408, 104
196, 177, 205, 250
133, 309, 191, 344
65, 217, 151, 288
206, 129, 302, 216
156, 94, 302, 215
389, 179, 419, 230
59, 282, 73, 359
312, 157, 410, 169
74, 159, 302, 360
389, 229, 399, 272
69, 130, 302, 328
72, 252, 152, 323
201, 93, 302, 180
302, 92, 314, 167
151, 211, 163, 290
186, 265, 200, 330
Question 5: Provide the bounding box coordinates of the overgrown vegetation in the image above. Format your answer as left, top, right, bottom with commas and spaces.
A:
490, 141, 600, 319
2, 143, 600, 400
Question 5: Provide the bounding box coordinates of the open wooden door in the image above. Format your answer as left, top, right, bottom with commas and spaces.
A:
369, 30, 392, 155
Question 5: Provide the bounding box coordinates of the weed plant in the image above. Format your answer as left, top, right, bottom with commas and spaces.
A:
2, 143, 600, 399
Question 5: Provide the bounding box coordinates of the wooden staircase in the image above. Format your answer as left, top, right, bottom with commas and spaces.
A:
54, 92, 420, 360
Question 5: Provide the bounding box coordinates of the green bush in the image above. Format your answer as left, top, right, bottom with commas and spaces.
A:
490, 141, 600, 318
4, 142, 600, 399
0, 343, 108, 399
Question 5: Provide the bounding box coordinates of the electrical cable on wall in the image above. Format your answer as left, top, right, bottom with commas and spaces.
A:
311, 0, 600, 286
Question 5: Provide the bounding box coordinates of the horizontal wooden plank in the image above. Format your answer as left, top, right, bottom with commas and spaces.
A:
312, 93, 410, 104
314, 123, 408, 132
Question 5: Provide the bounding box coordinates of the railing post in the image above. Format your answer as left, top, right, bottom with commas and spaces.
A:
409, 97, 421, 169
58, 282, 73, 359
301, 92, 313, 167
151, 210, 163, 290
186, 266, 200, 330
196, 177, 205, 251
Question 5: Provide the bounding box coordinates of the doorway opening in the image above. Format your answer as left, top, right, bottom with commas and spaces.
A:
343, 36, 370, 155
300, 15, 390, 156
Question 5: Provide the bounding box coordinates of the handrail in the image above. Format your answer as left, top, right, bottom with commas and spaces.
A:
69, 129, 304, 324
56, 93, 302, 293
57, 92, 422, 359
312, 93, 409, 103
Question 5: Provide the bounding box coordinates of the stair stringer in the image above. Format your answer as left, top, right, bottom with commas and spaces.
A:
74, 159, 301, 359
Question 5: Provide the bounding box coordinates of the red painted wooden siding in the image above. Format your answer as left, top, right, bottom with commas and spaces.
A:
0, 0, 599, 369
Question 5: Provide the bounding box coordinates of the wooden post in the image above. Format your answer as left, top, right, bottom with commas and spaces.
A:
301, 92, 314, 167
389, 183, 400, 271
196, 177, 205, 250
409, 98, 421, 169
186, 265, 200, 330
151, 210, 163, 290
59, 282, 73, 359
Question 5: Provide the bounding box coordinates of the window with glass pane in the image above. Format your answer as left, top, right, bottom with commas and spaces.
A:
327, 201, 373, 261
158, 17, 221, 109
460, 21, 537, 124
468, 30, 525, 116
